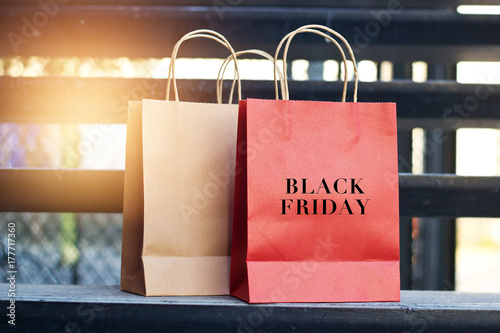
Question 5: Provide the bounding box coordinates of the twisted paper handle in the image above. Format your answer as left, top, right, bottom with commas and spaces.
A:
274, 25, 358, 102
216, 49, 286, 103
167, 30, 241, 103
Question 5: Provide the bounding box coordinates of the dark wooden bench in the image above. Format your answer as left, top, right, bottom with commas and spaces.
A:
1, 284, 500, 332
1, 1, 500, 331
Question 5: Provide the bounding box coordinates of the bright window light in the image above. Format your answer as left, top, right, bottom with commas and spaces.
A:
323, 60, 339, 81
291, 59, 309, 81
358, 60, 377, 82
412, 128, 424, 174
456, 128, 499, 176
457, 61, 500, 84
339, 60, 355, 82
412, 61, 427, 83
379, 61, 393, 82
153, 58, 282, 81
457, 5, 500, 15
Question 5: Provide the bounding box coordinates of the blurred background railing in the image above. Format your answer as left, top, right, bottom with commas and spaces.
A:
0, 1, 499, 292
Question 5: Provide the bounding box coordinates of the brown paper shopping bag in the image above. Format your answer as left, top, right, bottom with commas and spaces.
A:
121, 30, 241, 296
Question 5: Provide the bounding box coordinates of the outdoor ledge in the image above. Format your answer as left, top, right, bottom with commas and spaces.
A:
1, 284, 500, 332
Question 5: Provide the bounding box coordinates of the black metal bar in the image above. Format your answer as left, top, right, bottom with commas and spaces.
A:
415, 129, 457, 290
1, 169, 500, 217
307, 60, 324, 80
393, 61, 414, 291
397, 131, 413, 290
414, 132, 457, 290
0, 77, 499, 128
1, 284, 500, 333
413, 64, 457, 291
392, 63, 412, 81
1, 6, 500, 61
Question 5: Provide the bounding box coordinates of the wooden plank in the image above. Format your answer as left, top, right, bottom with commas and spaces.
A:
0, 168, 123, 213
0, 77, 165, 124
1, 0, 499, 7
399, 174, 500, 218
0, 77, 499, 129
1, 6, 500, 61
0, 284, 499, 332
1, 169, 500, 217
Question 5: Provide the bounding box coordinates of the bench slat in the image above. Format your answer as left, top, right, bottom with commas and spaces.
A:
0, 77, 499, 129
1, 169, 499, 217
1, 6, 500, 61
1, 0, 497, 7
0, 284, 499, 332
399, 173, 500, 218
0, 168, 123, 213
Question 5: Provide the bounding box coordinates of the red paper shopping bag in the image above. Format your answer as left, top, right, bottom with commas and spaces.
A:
230, 25, 400, 303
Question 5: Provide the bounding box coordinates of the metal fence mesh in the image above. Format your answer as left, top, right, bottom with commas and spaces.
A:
0, 213, 121, 285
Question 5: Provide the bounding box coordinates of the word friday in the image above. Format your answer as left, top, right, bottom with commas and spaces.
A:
281, 178, 369, 215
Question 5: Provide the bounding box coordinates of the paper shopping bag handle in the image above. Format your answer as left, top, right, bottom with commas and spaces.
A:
274, 28, 349, 102
216, 49, 286, 104
275, 24, 359, 102
167, 30, 242, 103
